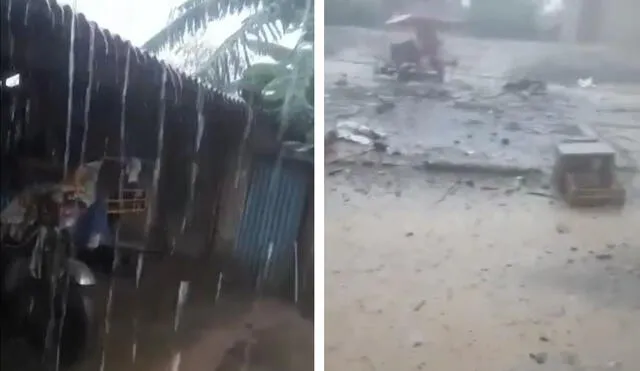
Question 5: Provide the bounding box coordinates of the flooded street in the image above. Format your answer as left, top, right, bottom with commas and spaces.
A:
325, 166, 640, 371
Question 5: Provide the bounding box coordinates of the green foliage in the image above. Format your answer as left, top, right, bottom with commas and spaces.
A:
468, 0, 540, 39
239, 40, 314, 142
144, 0, 313, 87
143, 0, 314, 144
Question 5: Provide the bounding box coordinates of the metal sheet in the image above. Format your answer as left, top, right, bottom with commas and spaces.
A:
234, 155, 310, 289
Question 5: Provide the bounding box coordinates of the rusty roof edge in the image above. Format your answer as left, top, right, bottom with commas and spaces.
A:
8, 0, 247, 109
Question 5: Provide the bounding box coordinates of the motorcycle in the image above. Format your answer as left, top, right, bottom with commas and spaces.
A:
1, 187, 96, 367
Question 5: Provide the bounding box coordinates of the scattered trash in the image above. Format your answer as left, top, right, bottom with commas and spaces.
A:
335, 73, 348, 86
405, 231, 414, 237
502, 78, 547, 96
375, 99, 396, 114
327, 168, 346, 176
413, 300, 426, 312
529, 352, 548, 364
334, 121, 387, 146
527, 191, 554, 199
595, 253, 613, 260
372, 141, 388, 152
538, 335, 549, 342
556, 223, 570, 234
501, 138, 510, 146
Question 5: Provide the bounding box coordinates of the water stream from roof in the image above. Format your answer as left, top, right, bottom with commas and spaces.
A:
63, 12, 77, 178
80, 22, 96, 164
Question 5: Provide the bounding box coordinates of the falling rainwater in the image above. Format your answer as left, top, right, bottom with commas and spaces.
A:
80, 22, 96, 164
10, 95, 17, 123
257, 242, 274, 290
144, 68, 167, 237
23, 0, 29, 25
180, 86, 206, 235
63, 12, 77, 179
24, 98, 31, 128
215, 272, 224, 301
171, 352, 182, 371
234, 108, 254, 188
174, 280, 190, 332
101, 28, 109, 56
99, 45, 131, 371
294, 241, 299, 304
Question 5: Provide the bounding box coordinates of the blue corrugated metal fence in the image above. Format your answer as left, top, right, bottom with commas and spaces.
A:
233, 155, 310, 290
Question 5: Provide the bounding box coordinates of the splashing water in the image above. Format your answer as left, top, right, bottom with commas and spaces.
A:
80, 22, 96, 164
63, 12, 77, 179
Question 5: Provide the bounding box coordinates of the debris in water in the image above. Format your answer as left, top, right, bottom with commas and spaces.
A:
335, 73, 348, 86
555, 223, 570, 234
413, 300, 426, 312
502, 78, 547, 95
335, 121, 386, 146
595, 253, 613, 260
529, 352, 548, 364
375, 98, 395, 114
373, 140, 388, 152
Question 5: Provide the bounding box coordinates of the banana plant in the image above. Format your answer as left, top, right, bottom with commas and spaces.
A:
236, 37, 314, 144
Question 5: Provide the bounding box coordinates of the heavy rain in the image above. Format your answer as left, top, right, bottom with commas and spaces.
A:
325, 0, 639, 370
1, 0, 314, 370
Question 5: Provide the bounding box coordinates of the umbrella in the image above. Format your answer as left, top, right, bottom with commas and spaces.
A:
385, 13, 462, 30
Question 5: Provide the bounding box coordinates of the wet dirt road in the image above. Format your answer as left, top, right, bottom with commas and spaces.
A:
325, 165, 640, 371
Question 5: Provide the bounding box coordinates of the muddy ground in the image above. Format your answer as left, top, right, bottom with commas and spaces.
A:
325, 165, 639, 371
1, 257, 313, 371
325, 26, 640, 371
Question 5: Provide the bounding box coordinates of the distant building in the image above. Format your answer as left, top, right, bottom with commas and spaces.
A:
561, 0, 640, 46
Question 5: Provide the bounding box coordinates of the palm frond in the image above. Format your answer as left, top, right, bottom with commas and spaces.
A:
193, 6, 286, 86
245, 40, 294, 62
143, 0, 306, 53
143, 0, 262, 52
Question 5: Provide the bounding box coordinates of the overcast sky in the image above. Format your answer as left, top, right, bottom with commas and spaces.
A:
58, 0, 242, 47
57, 0, 301, 70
